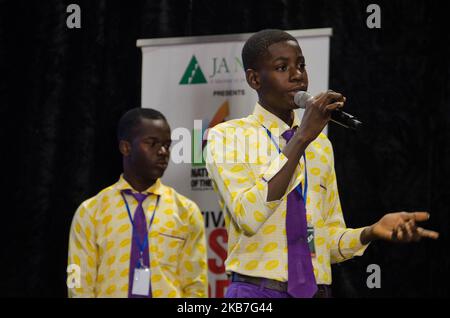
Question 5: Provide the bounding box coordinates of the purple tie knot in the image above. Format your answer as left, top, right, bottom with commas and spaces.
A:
122, 189, 148, 204
282, 127, 297, 142
132, 192, 148, 204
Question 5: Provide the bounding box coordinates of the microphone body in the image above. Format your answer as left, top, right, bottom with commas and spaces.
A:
294, 91, 362, 130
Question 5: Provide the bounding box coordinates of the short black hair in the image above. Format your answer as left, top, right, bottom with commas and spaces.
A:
117, 108, 167, 141
242, 29, 298, 71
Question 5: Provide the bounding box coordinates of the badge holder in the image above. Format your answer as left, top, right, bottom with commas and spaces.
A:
131, 253, 151, 296
307, 226, 316, 257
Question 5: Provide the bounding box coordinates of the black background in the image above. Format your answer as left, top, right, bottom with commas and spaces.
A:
0, 0, 448, 297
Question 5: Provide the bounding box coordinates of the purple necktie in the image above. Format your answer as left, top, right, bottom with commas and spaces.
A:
282, 129, 318, 298
122, 190, 152, 298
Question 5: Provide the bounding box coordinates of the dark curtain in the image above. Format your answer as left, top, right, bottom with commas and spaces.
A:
0, 0, 448, 297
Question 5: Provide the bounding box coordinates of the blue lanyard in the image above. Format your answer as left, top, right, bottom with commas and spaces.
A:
120, 192, 160, 260
262, 125, 308, 201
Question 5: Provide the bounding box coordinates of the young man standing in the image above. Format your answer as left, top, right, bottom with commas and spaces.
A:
68, 108, 207, 298
206, 29, 439, 298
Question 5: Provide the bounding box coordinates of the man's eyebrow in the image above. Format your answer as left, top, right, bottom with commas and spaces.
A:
142, 136, 162, 141
272, 55, 305, 62
143, 136, 172, 142
272, 56, 289, 62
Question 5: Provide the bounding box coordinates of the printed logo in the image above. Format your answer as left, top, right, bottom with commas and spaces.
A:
179, 55, 208, 85
192, 100, 230, 166
191, 101, 230, 191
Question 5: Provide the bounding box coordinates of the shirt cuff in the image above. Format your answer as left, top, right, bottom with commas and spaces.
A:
338, 227, 371, 259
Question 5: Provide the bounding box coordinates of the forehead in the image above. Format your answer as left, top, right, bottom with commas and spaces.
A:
134, 118, 171, 138
264, 40, 303, 63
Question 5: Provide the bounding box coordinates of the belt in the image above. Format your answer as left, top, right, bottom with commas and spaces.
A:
231, 273, 288, 292
231, 272, 332, 297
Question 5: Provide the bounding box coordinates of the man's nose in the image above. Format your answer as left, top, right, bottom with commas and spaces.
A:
158, 145, 170, 155
290, 68, 305, 81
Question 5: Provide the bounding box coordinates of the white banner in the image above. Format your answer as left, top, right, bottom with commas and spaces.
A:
138, 28, 331, 298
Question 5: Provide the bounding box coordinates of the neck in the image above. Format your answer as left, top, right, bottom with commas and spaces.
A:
123, 170, 156, 192
259, 100, 294, 127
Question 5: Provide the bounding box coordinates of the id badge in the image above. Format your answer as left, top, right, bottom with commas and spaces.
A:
307, 226, 316, 257
131, 267, 151, 296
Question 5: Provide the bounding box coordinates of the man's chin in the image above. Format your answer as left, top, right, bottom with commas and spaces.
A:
150, 169, 166, 180
287, 102, 300, 111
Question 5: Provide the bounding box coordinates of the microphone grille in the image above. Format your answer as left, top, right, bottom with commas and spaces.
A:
294, 91, 312, 109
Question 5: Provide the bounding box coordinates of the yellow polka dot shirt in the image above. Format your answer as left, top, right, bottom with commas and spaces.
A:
68, 176, 208, 298
205, 103, 370, 285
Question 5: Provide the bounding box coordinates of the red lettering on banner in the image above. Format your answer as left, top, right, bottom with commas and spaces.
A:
208, 228, 228, 274
215, 279, 230, 298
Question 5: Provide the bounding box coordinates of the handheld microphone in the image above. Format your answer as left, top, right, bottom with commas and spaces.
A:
294, 91, 362, 130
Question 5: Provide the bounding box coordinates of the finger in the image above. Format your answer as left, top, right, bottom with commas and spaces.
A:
396, 226, 405, 241
412, 212, 430, 222
324, 102, 344, 113
315, 91, 344, 106
397, 211, 410, 221
417, 227, 440, 240
391, 228, 398, 241
325, 91, 344, 104
404, 221, 414, 240
313, 92, 329, 105
399, 223, 414, 242
412, 229, 422, 242
408, 219, 422, 242
312, 92, 326, 102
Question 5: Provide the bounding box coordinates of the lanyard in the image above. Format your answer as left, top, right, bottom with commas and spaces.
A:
120, 191, 160, 262
262, 125, 308, 202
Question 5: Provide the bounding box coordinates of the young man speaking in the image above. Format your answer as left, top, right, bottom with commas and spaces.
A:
206, 29, 439, 298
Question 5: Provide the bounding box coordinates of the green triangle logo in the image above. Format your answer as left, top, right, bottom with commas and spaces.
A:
179, 55, 207, 85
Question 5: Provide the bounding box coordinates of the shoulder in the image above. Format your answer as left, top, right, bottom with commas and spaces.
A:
209, 116, 259, 135
74, 185, 116, 221
161, 184, 201, 217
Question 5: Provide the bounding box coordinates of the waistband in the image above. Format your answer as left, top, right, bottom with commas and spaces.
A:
231, 272, 332, 297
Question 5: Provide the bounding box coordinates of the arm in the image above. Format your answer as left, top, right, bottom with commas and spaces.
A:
179, 203, 208, 298
323, 145, 439, 261
205, 127, 302, 236
268, 91, 346, 201
323, 143, 370, 264
67, 202, 98, 298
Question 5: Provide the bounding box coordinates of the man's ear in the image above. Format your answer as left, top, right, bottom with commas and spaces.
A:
119, 140, 131, 156
245, 69, 260, 90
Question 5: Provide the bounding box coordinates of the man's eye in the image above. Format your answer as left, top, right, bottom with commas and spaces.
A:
146, 140, 160, 148
276, 65, 287, 71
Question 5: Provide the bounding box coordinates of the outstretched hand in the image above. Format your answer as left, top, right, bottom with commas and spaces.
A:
361, 212, 439, 244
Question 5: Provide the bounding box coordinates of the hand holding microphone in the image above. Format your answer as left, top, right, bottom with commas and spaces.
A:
294, 90, 362, 131
292, 90, 349, 144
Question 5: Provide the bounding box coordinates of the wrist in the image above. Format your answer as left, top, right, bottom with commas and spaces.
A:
293, 130, 312, 148
360, 224, 378, 245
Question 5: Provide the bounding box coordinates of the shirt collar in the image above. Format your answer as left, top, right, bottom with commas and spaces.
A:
252, 102, 301, 137
114, 174, 165, 196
